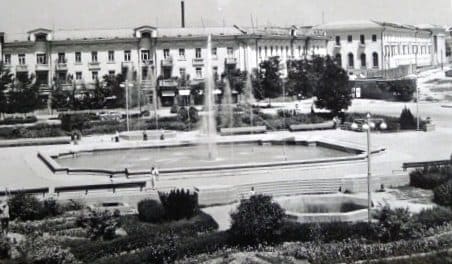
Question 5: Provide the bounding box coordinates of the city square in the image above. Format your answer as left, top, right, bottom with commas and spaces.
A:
0, 0, 452, 263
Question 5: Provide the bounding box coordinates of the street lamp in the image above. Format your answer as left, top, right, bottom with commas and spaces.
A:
352, 113, 387, 224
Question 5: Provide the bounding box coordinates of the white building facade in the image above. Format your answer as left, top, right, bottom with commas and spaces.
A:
317, 21, 446, 78
0, 26, 327, 106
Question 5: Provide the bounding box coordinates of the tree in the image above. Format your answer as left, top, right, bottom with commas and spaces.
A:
229, 194, 286, 245
286, 59, 313, 98
51, 79, 71, 110
103, 74, 125, 108
0, 62, 13, 118
254, 56, 283, 105
399, 106, 416, 129
314, 56, 351, 116
8, 74, 41, 116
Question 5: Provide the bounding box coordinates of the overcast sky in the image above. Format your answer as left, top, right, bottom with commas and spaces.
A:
1, 0, 452, 34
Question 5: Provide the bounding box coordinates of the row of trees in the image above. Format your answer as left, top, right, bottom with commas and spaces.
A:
0, 63, 43, 117
254, 55, 352, 115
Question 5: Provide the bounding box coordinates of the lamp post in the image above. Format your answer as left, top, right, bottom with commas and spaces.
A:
120, 81, 134, 132
351, 113, 387, 224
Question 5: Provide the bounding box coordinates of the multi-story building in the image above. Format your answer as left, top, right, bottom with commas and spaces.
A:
316, 20, 446, 78
0, 25, 327, 107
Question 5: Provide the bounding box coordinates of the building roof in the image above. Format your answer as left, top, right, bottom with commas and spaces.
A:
156, 27, 243, 38
317, 20, 432, 33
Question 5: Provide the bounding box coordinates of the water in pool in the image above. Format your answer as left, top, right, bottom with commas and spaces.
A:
56, 143, 355, 170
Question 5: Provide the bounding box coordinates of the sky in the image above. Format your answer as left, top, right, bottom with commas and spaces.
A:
1, 0, 452, 34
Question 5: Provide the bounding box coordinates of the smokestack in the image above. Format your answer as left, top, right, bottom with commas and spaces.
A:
181, 0, 185, 28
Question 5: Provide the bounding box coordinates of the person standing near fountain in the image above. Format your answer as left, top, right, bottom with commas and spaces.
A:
151, 167, 159, 189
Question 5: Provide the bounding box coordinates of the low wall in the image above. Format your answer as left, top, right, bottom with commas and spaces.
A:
289, 121, 336, 131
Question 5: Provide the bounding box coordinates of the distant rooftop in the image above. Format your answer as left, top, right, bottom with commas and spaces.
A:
317, 20, 434, 32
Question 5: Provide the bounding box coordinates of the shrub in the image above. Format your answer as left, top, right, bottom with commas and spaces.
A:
0, 237, 11, 259
376, 206, 421, 242
399, 107, 416, 130
0, 115, 37, 125
433, 180, 452, 207
177, 107, 189, 122
229, 194, 286, 245
415, 206, 452, 228
76, 210, 120, 240
189, 106, 200, 123
410, 168, 450, 189
159, 189, 198, 221
137, 199, 165, 223
8, 193, 44, 221
59, 113, 98, 131
170, 105, 179, 114
41, 198, 63, 217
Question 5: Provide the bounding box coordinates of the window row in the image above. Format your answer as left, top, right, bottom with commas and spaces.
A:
335, 34, 378, 46
336, 52, 379, 68
2, 51, 134, 65
384, 45, 432, 57
163, 47, 235, 60
257, 45, 323, 58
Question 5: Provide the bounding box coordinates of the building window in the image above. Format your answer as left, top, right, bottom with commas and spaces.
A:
211, 47, 217, 58
4, 54, 11, 65
372, 52, 379, 68
108, 51, 115, 62
258, 47, 262, 58
179, 67, 186, 77
347, 53, 354, 68
298, 46, 302, 56
179, 48, 185, 59
18, 54, 26, 65
360, 53, 366, 68
36, 53, 47, 64
195, 48, 202, 58
91, 51, 98, 62
75, 72, 82, 80
347, 35, 352, 42
213, 66, 218, 80
372, 34, 377, 42
335, 36, 341, 46
227, 47, 234, 57
124, 50, 131, 61
360, 35, 365, 45
286, 46, 289, 57
92, 71, 98, 81
270, 46, 273, 56
335, 53, 342, 66
108, 70, 115, 77
75, 52, 82, 63
58, 53, 66, 63
141, 50, 150, 61
163, 49, 170, 59
195, 67, 202, 78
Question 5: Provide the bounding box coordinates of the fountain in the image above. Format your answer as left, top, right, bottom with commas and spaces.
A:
203, 34, 218, 160
220, 78, 234, 129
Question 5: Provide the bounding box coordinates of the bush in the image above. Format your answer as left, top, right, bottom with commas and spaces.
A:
433, 180, 452, 207
399, 107, 416, 130
410, 168, 450, 189
41, 198, 63, 218
376, 206, 421, 242
0, 237, 11, 259
8, 193, 44, 221
415, 206, 452, 228
189, 106, 199, 122
0, 115, 37, 125
229, 194, 286, 245
0, 124, 66, 139
59, 113, 98, 131
170, 105, 179, 114
177, 107, 189, 122
137, 199, 165, 223
159, 189, 198, 221
76, 210, 120, 240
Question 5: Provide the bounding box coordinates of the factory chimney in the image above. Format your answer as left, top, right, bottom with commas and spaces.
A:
181, 0, 185, 28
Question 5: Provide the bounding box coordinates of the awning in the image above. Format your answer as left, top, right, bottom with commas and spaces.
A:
179, 89, 190, 96
161, 91, 176, 97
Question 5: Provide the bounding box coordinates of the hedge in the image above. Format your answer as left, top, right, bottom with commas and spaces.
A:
410, 167, 451, 190
0, 116, 37, 125
0, 124, 66, 139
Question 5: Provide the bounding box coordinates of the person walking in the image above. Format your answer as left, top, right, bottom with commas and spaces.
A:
150, 167, 159, 190
0, 200, 10, 236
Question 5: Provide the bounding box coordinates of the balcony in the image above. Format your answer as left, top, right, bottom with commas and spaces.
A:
159, 79, 178, 87
88, 61, 101, 70
192, 58, 204, 66
35, 63, 49, 71
16, 65, 28, 72
56, 60, 68, 71
161, 57, 173, 67
225, 57, 237, 65
142, 59, 153, 66
121, 61, 134, 68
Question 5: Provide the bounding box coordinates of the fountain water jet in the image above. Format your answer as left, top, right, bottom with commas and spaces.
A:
202, 34, 218, 160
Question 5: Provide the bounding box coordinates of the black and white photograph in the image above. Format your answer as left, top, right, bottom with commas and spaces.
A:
0, 0, 451, 263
